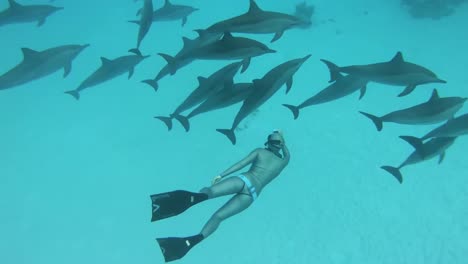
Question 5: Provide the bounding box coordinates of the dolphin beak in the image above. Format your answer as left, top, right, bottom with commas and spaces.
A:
266, 49, 276, 53
437, 79, 447, 84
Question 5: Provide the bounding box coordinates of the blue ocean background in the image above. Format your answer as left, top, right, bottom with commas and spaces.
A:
1, 0, 467, 263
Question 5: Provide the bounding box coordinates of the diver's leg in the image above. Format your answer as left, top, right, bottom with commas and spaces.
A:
200, 176, 245, 199
200, 193, 253, 238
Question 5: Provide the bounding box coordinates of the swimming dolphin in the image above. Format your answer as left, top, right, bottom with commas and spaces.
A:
174, 83, 254, 132
359, 89, 467, 131
321, 52, 447, 97
217, 54, 311, 145
0, 44, 89, 91
413, 113, 468, 140
0, 0, 63, 27
132, 0, 199, 27
64, 50, 149, 100
142, 32, 221, 91
157, 32, 275, 77
132, 0, 153, 49
283, 72, 368, 120
155, 61, 243, 130
381, 136, 456, 184
196, 0, 304, 43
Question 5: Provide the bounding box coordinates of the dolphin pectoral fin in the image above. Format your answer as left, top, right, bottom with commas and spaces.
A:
381, 166, 403, 184
216, 129, 236, 145
129, 48, 142, 56
271, 31, 284, 43
128, 68, 135, 79
282, 104, 300, 120
155, 116, 173, 131
399, 136, 425, 159
63, 63, 72, 78
174, 114, 190, 132
438, 152, 446, 164
128, 20, 140, 25
37, 18, 46, 27
398, 85, 416, 97
158, 53, 178, 75
359, 84, 367, 100
141, 79, 159, 92
182, 16, 187, 27
286, 77, 293, 94
359, 111, 383, 131
320, 59, 341, 83
240, 58, 251, 73
64, 90, 80, 100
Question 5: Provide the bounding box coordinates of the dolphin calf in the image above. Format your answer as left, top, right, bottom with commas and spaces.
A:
283, 72, 368, 120
381, 136, 456, 183
174, 83, 254, 132
0, 44, 89, 91
64, 50, 149, 100
142, 32, 221, 91
359, 89, 467, 131
132, 0, 153, 49
157, 32, 275, 77
155, 61, 243, 130
414, 113, 468, 140
0, 0, 63, 27
197, 0, 304, 43
217, 54, 311, 145
133, 0, 198, 27
321, 52, 447, 97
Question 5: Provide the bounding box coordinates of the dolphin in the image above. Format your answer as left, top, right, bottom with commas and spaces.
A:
141, 32, 221, 91
217, 54, 311, 145
381, 136, 456, 184
196, 0, 304, 43
132, 0, 199, 27
155, 61, 243, 131
413, 113, 468, 140
173, 83, 254, 132
0, 0, 63, 27
64, 50, 149, 100
0, 44, 89, 91
156, 32, 275, 78
359, 89, 467, 131
283, 72, 368, 120
132, 0, 153, 49
321, 52, 447, 97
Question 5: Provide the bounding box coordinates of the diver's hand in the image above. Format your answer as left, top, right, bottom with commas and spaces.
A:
212, 175, 222, 185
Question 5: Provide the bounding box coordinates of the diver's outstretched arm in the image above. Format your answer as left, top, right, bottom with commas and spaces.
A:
218, 148, 260, 178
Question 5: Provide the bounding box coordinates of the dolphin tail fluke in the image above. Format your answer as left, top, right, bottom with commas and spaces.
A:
380, 166, 403, 184
359, 111, 383, 131
282, 104, 300, 120
158, 53, 178, 75
399, 136, 425, 158
320, 59, 341, 83
142, 79, 159, 92
64, 90, 80, 100
174, 114, 190, 132
155, 116, 173, 131
216, 129, 236, 145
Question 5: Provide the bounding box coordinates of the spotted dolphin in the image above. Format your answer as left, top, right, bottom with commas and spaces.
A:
196, 0, 304, 43
174, 83, 254, 132
283, 72, 368, 120
321, 52, 447, 97
155, 61, 243, 131
381, 136, 456, 184
217, 54, 311, 145
0, 0, 63, 27
359, 89, 467, 131
64, 50, 149, 100
0, 44, 89, 91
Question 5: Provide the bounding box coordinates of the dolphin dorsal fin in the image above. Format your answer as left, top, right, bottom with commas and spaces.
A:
182, 37, 194, 49
221, 32, 234, 41
248, 0, 262, 13
197, 76, 208, 86
8, 0, 21, 9
164, 0, 172, 7
100, 57, 112, 66
390, 51, 404, 64
21, 48, 40, 60
428, 89, 440, 101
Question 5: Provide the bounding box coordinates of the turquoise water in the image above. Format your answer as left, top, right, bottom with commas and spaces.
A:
1, 0, 467, 263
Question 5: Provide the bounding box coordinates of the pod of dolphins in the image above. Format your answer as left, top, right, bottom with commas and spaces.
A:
1, 0, 467, 186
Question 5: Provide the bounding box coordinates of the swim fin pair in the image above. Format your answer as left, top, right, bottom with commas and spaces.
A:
150, 190, 208, 262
